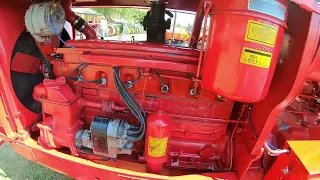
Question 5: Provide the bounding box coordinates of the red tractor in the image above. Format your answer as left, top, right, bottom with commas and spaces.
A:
0, 0, 320, 179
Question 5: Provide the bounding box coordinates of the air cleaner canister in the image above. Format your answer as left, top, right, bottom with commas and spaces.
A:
202, 0, 288, 102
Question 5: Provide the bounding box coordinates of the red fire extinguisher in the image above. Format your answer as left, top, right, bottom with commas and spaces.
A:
145, 112, 172, 174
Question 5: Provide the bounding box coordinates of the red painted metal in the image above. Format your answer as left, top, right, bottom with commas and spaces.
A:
56, 40, 199, 73
145, 112, 172, 174
234, 3, 320, 179
196, 2, 210, 79
12, 138, 241, 179
250, 5, 320, 156
189, 0, 204, 48
291, 0, 320, 14
202, 0, 287, 102
32, 77, 82, 151
31, 52, 233, 171
64, 40, 200, 56
1, 0, 320, 179
0, 0, 41, 130
192, 2, 210, 95
32, 77, 122, 152
52, 41, 234, 170
11, 52, 42, 74
264, 141, 320, 179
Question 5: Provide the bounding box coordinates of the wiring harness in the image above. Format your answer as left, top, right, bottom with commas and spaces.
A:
247, 104, 290, 156
50, 1, 75, 48
113, 67, 146, 142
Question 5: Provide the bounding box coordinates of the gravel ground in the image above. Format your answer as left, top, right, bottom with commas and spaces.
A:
0, 143, 71, 180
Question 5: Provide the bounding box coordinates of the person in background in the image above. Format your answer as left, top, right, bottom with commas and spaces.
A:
99, 18, 108, 38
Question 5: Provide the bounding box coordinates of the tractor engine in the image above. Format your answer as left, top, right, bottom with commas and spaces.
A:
32, 40, 234, 172
17, 0, 291, 175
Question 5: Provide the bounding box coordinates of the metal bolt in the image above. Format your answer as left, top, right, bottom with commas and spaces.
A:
204, 1, 211, 9
209, 164, 215, 171
14, 111, 21, 118
216, 95, 223, 100
78, 75, 84, 82
19, 130, 27, 135
161, 84, 169, 92
189, 88, 196, 96
317, 98, 320, 104
100, 78, 107, 85
7, 133, 15, 139
125, 80, 133, 88
296, 118, 302, 124
282, 166, 289, 174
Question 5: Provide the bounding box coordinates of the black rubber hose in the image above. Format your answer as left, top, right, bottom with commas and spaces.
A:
73, 16, 87, 32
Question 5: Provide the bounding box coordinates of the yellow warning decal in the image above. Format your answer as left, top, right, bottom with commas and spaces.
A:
240, 48, 272, 68
148, 136, 168, 157
245, 20, 278, 47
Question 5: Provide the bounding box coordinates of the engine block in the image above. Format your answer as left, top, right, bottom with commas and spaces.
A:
44, 40, 235, 170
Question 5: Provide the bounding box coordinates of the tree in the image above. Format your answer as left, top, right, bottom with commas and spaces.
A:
91, 8, 147, 24
185, 23, 193, 34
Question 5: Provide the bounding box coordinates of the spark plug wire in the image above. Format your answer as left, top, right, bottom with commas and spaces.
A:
113, 67, 146, 142
67, 63, 106, 84
123, 68, 142, 88
153, 70, 169, 92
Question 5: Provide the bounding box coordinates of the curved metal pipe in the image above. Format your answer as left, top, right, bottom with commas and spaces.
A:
189, 0, 205, 48
61, 0, 97, 39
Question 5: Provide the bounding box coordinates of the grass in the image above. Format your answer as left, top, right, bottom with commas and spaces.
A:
0, 143, 71, 180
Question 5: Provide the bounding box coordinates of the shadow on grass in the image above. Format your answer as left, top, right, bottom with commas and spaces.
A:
0, 143, 71, 180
